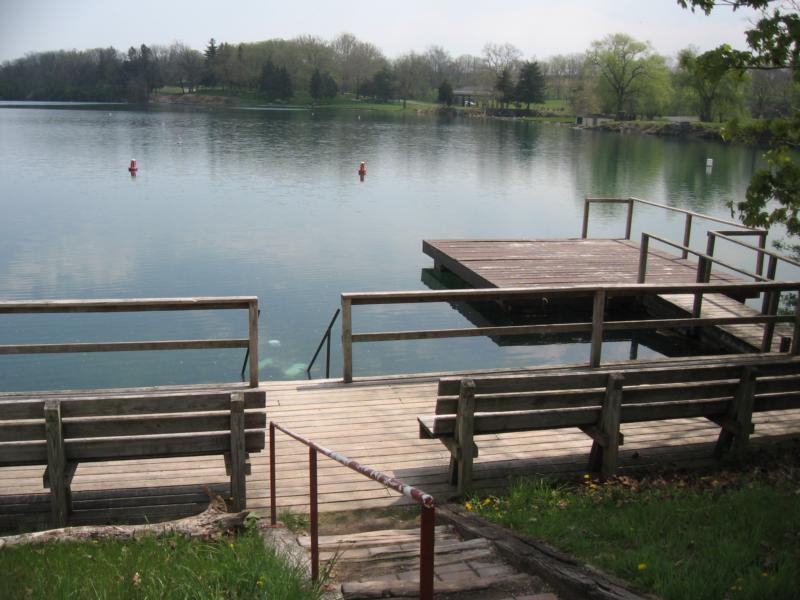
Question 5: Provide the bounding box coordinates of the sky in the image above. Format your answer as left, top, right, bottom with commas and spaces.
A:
0, 0, 764, 63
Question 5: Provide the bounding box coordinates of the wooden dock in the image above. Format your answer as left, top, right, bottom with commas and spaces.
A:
2, 361, 799, 530
423, 238, 789, 352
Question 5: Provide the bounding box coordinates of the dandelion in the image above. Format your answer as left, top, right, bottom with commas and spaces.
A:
483, 497, 492, 506
637, 563, 647, 571
465, 501, 474, 511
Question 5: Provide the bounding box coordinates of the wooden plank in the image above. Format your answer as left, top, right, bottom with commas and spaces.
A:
0, 339, 249, 356
0, 413, 266, 443
455, 380, 476, 495
0, 390, 266, 420
44, 400, 68, 527
0, 297, 255, 313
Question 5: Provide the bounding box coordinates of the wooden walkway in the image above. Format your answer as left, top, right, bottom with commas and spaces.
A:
2, 363, 799, 529
423, 238, 785, 352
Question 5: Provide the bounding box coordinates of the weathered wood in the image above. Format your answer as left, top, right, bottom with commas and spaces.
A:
0, 297, 255, 313
455, 380, 476, 495
342, 297, 353, 383
591, 290, 606, 368
599, 375, 623, 478
0, 494, 248, 550
0, 338, 249, 356
229, 393, 246, 511
248, 301, 259, 387
732, 368, 757, 460
44, 401, 68, 527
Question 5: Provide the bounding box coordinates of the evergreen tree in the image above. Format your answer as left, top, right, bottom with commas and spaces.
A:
309, 68, 322, 102
203, 38, 218, 87
515, 61, 545, 109
495, 68, 515, 107
438, 79, 454, 105
371, 67, 393, 102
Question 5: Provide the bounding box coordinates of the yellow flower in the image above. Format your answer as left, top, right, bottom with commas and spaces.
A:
637, 563, 647, 571
483, 498, 492, 506
583, 474, 591, 479
465, 501, 473, 511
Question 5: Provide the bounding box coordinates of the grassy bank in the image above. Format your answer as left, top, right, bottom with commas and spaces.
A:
466, 448, 800, 600
0, 525, 325, 600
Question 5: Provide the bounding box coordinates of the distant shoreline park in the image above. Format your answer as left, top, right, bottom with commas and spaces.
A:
0, 31, 795, 124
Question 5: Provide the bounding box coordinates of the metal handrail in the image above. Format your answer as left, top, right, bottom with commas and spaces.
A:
340, 281, 800, 382
306, 309, 340, 379
269, 422, 435, 599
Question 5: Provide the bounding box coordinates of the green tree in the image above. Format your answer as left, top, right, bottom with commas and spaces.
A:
679, 1, 800, 237
203, 38, 218, 87
588, 33, 653, 118
495, 68, 515, 107
309, 68, 337, 102
515, 61, 545, 109
370, 67, 393, 102
438, 79, 454, 105
677, 46, 746, 121
260, 58, 293, 101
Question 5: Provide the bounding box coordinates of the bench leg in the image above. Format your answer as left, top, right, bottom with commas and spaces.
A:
587, 374, 623, 479
715, 367, 757, 460
229, 393, 247, 512
455, 380, 476, 496
44, 400, 69, 528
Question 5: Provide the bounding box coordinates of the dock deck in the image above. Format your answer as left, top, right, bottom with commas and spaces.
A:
423, 238, 789, 352
2, 365, 799, 529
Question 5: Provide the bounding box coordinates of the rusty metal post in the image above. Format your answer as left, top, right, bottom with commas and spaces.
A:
270, 422, 277, 526
309, 447, 319, 583
419, 504, 435, 600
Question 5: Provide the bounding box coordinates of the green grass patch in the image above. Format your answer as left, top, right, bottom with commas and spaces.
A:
467, 458, 800, 600
0, 525, 324, 600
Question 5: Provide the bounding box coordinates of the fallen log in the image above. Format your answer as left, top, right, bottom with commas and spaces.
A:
0, 492, 249, 550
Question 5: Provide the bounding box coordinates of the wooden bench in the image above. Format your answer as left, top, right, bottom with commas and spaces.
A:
0, 387, 266, 527
419, 356, 800, 494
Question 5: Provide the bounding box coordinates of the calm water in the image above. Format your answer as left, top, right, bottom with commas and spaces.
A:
0, 104, 766, 390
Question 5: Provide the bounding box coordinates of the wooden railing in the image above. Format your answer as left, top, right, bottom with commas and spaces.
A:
340, 282, 800, 382
581, 197, 768, 266
0, 297, 260, 387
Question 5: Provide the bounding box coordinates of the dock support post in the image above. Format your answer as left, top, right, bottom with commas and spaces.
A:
682, 213, 692, 259
637, 234, 649, 283
761, 256, 779, 352
44, 400, 68, 528
581, 199, 591, 238
342, 297, 353, 383
756, 231, 768, 278
590, 290, 606, 368
248, 299, 259, 388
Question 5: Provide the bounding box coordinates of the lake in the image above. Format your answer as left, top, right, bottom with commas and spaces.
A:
0, 103, 766, 390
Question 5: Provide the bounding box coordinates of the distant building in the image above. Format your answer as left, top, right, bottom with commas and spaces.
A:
575, 114, 614, 127
453, 86, 494, 107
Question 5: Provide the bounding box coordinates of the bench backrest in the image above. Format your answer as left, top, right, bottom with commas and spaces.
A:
0, 389, 266, 467
431, 358, 800, 437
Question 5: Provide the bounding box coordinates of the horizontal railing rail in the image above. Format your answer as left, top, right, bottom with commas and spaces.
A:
582, 197, 767, 263
269, 422, 435, 599
0, 296, 260, 387
340, 282, 800, 382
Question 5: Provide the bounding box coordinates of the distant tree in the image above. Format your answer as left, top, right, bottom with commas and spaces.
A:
438, 79, 454, 105
588, 33, 653, 118
393, 52, 429, 108
494, 68, 515, 107
260, 58, 293, 101
203, 38, 218, 87
123, 44, 162, 102
309, 68, 337, 102
515, 61, 545, 109
483, 42, 522, 79
370, 67, 394, 102
748, 69, 797, 118
677, 46, 746, 121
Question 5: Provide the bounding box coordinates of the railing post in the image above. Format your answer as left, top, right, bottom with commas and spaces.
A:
342, 297, 353, 383
248, 299, 259, 388
756, 231, 768, 278
309, 447, 319, 583
625, 198, 634, 240
581, 199, 591, 238
270, 422, 277, 526
682, 213, 693, 259
419, 504, 435, 600
637, 233, 650, 283
705, 232, 717, 265
761, 256, 780, 352
793, 296, 800, 355
590, 289, 605, 368
324, 330, 332, 379
692, 256, 710, 321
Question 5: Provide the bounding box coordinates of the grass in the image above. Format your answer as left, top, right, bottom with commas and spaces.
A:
0, 525, 326, 600
466, 451, 800, 600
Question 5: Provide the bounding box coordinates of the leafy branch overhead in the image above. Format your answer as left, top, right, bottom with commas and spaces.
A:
679, 0, 800, 237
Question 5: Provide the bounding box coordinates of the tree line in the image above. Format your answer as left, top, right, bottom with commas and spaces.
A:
0, 30, 796, 121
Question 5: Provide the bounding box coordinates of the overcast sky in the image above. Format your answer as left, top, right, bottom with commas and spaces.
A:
0, 0, 762, 63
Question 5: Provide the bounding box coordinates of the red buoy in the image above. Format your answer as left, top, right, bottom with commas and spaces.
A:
358, 161, 366, 177
128, 158, 138, 174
